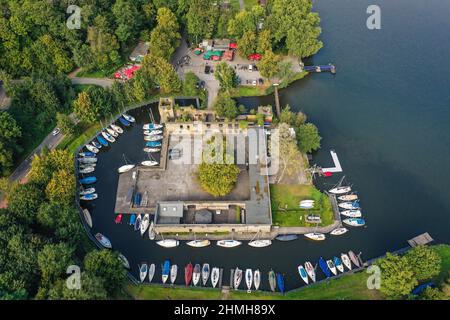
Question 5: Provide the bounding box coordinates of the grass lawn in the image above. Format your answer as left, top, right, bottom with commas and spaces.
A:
270, 184, 334, 227
76, 69, 110, 78
126, 285, 223, 300
231, 85, 269, 98
57, 122, 102, 154
432, 244, 450, 284
243, 0, 259, 9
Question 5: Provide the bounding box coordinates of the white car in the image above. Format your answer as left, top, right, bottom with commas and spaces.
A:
52, 128, 60, 136
248, 64, 253, 72
252, 80, 257, 86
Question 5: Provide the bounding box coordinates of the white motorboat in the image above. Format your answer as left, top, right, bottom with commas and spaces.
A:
143, 147, 161, 153
101, 131, 116, 143
186, 239, 211, 248
111, 124, 123, 134
253, 269, 261, 290
83, 209, 92, 228
304, 232, 326, 241
95, 233, 111, 248
144, 129, 163, 136
79, 167, 95, 174
79, 188, 95, 196
79, 163, 96, 168
234, 268, 242, 289
326, 259, 337, 276
118, 164, 135, 173
330, 227, 349, 236
78, 157, 97, 163
329, 186, 351, 194
248, 239, 272, 248
85, 144, 99, 153
144, 135, 163, 142
122, 114, 135, 122
304, 261, 316, 282
245, 269, 253, 292
156, 239, 179, 248
148, 263, 156, 282
141, 160, 158, 167
338, 194, 358, 201
343, 218, 366, 227
338, 201, 360, 210
143, 123, 163, 130
202, 264, 210, 286
139, 263, 148, 282
80, 193, 98, 201
299, 203, 314, 209
340, 210, 362, 218
211, 267, 220, 288
107, 127, 119, 137
148, 221, 155, 240
118, 253, 130, 269
297, 265, 309, 285
341, 253, 352, 271
217, 240, 242, 248
170, 265, 178, 284
140, 214, 150, 236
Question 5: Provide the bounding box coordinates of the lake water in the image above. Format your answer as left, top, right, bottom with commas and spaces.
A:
82, 0, 450, 291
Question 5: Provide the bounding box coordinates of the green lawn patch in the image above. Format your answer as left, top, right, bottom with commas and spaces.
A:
231, 85, 269, 98
432, 244, 450, 284
243, 0, 259, 9
270, 184, 334, 227
57, 122, 102, 154
126, 285, 223, 300
76, 69, 110, 78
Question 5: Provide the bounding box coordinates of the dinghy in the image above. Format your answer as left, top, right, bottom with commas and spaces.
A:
254, 270, 261, 290
148, 221, 155, 240
143, 147, 161, 153
245, 269, 253, 292
304, 232, 326, 241
156, 239, 179, 248
141, 160, 158, 167
118, 253, 130, 269
319, 257, 331, 278
341, 253, 352, 270
115, 214, 122, 224
107, 127, 119, 137
211, 267, 220, 288
276, 273, 285, 294
83, 209, 92, 228
144, 129, 163, 136
79, 187, 95, 196
144, 135, 163, 142
326, 259, 337, 276
343, 218, 365, 227
192, 264, 201, 286
297, 265, 309, 285
186, 239, 211, 248
140, 214, 150, 236
102, 131, 116, 143
202, 264, 210, 286
149, 263, 155, 283
170, 265, 178, 284
79, 176, 97, 185
143, 123, 163, 130
119, 117, 130, 127
162, 260, 170, 283
330, 227, 348, 236
79, 151, 96, 157
80, 193, 98, 201
338, 194, 358, 201
329, 186, 351, 194
111, 124, 123, 134
334, 256, 344, 273
304, 262, 316, 282
95, 233, 112, 249
268, 270, 276, 292
134, 214, 142, 232
97, 136, 108, 147
91, 141, 102, 149
118, 164, 135, 173
79, 163, 96, 169
299, 203, 314, 209
338, 201, 360, 210
85, 144, 99, 153
145, 141, 162, 147
129, 214, 136, 226
234, 268, 242, 289
275, 234, 298, 241
122, 114, 135, 122
78, 157, 97, 164
248, 239, 272, 248
340, 210, 362, 218
217, 240, 242, 248
139, 263, 148, 282
185, 263, 193, 286
79, 167, 95, 174
348, 251, 361, 268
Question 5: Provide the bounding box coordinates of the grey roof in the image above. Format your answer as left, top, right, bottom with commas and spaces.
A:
158, 202, 184, 217
195, 209, 213, 224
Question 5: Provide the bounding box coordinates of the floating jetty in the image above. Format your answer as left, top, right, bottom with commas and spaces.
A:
304, 64, 336, 74
321, 150, 343, 173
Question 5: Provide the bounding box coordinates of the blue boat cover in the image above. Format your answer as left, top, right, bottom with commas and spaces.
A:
319, 257, 331, 278
276, 273, 285, 293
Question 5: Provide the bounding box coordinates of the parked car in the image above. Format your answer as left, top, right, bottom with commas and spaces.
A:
252, 80, 257, 86
248, 64, 253, 72
204, 65, 211, 74
52, 128, 61, 136
258, 78, 264, 85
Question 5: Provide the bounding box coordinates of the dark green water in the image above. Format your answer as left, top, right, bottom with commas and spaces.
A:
83, 0, 450, 290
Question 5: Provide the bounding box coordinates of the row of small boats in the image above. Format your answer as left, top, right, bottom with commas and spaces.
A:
332, 186, 367, 227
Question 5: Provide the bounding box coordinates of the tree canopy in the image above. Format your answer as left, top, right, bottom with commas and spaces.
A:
213, 93, 238, 120
214, 62, 238, 92
296, 123, 321, 153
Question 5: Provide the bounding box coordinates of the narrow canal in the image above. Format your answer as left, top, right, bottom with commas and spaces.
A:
82, 0, 450, 291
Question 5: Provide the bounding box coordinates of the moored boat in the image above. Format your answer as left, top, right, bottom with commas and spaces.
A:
79, 187, 95, 196
83, 209, 92, 228
338, 201, 360, 210
107, 127, 119, 137
79, 176, 97, 185
134, 214, 142, 232
96, 136, 108, 147
170, 265, 178, 284
245, 269, 253, 292
319, 257, 331, 278
141, 160, 158, 167
192, 264, 201, 286
340, 209, 362, 218
334, 256, 344, 273
343, 218, 365, 227
148, 221, 155, 240
268, 270, 276, 292
102, 131, 116, 143
119, 117, 130, 127
85, 144, 99, 153
144, 129, 163, 136
115, 214, 123, 224
91, 141, 102, 149
79, 151, 96, 157
234, 268, 242, 289
304, 232, 326, 241
329, 186, 351, 194
129, 214, 136, 225
144, 135, 163, 142
95, 233, 112, 249
330, 227, 349, 236
276, 273, 285, 294
156, 239, 179, 248
140, 214, 150, 236
143, 123, 163, 130
139, 263, 148, 282
326, 259, 337, 276
118, 164, 135, 173
80, 193, 98, 201
118, 253, 130, 269
341, 253, 352, 270
217, 240, 242, 248
211, 267, 220, 288
149, 263, 155, 283
348, 250, 361, 268
186, 239, 211, 248
143, 147, 161, 153
338, 194, 358, 201
162, 260, 170, 284
254, 269, 261, 290
145, 141, 162, 147
304, 262, 316, 282
185, 263, 193, 286
79, 167, 95, 174
78, 157, 97, 164
275, 234, 298, 241
248, 239, 272, 248
122, 114, 135, 123
297, 265, 309, 285
111, 124, 123, 134
202, 264, 210, 286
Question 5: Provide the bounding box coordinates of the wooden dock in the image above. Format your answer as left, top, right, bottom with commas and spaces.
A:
321, 150, 343, 173
408, 232, 434, 247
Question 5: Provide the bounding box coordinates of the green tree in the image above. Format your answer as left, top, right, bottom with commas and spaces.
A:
37, 243, 74, 287
238, 31, 257, 58
47, 272, 107, 300
198, 163, 240, 197
149, 7, 180, 60
257, 29, 272, 53
7, 183, 43, 224
112, 0, 140, 44
378, 253, 418, 299
257, 50, 281, 79
419, 286, 445, 300
0, 111, 22, 176
186, 0, 218, 43
214, 62, 237, 92
45, 169, 76, 204
405, 246, 441, 281
29, 149, 74, 187
183, 72, 199, 96
213, 93, 238, 120
74, 91, 98, 124
297, 123, 321, 153
56, 113, 76, 136
84, 250, 127, 294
